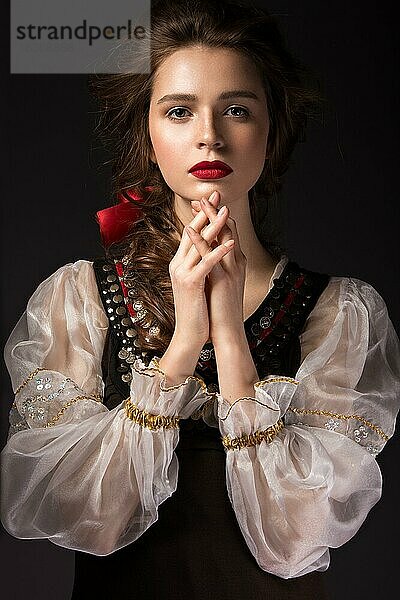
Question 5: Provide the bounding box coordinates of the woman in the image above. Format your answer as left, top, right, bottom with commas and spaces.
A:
1, 0, 399, 598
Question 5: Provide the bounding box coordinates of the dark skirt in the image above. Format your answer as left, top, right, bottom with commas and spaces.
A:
71, 419, 331, 600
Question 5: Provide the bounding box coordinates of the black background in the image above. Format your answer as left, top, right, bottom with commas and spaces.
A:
1, 1, 398, 598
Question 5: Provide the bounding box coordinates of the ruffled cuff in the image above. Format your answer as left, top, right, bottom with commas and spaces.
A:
130, 355, 210, 420
217, 375, 300, 439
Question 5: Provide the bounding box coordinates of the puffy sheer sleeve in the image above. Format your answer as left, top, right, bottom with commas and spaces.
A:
0, 260, 208, 555
217, 276, 400, 579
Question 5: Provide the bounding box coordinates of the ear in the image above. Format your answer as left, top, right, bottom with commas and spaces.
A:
149, 146, 157, 164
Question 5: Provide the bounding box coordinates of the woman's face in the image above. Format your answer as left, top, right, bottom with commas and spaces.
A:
148, 46, 270, 206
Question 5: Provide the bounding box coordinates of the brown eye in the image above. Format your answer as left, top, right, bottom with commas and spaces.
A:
166, 107, 191, 121
226, 106, 250, 118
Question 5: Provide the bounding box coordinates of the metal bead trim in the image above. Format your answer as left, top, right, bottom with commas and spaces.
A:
255, 376, 300, 387
124, 398, 180, 430
221, 418, 284, 451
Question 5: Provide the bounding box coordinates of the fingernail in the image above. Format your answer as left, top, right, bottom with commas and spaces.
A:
217, 206, 226, 217
209, 191, 218, 202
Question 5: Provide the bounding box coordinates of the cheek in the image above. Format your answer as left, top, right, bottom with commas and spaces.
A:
239, 120, 268, 150
241, 132, 268, 169
239, 127, 269, 185
153, 132, 188, 171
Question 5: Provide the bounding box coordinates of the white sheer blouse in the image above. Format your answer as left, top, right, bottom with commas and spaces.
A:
1, 259, 399, 579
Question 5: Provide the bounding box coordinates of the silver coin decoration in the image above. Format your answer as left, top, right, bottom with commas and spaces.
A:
259, 316, 271, 329
104, 256, 164, 383
97, 257, 163, 386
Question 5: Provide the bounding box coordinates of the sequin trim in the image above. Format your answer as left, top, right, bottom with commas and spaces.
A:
14, 368, 47, 396
124, 398, 180, 430
287, 407, 389, 441
14, 369, 103, 405
222, 418, 284, 451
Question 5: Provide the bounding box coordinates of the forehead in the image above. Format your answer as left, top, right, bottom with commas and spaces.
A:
152, 46, 264, 95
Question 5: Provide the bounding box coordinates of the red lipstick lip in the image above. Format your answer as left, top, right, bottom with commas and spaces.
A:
190, 169, 232, 179
189, 160, 233, 174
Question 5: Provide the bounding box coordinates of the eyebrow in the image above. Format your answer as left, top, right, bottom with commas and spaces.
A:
156, 90, 260, 105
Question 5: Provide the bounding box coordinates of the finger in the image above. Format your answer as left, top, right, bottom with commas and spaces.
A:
197, 203, 240, 271
190, 193, 220, 213
185, 205, 231, 267
184, 191, 224, 263
191, 196, 243, 267
193, 192, 225, 241
222, 214, 243, 255
186, 227, 235, 279
174, 198, 212, 259
213, 214, 244, 272
199, 194, 219, 220
200, 195, 239, 252
190, 191, 220, 236
185, 226, 212, 258
180, 191, 220, 248
189, 190, 220, 225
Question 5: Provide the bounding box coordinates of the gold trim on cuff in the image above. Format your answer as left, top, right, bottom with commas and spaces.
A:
255, 376, 300, 387
221, 418, 284, 451
124, 398, 181, 430
218, 376, 299, 421
219, 396, 280, 421
287, 407, 389, 441
133, 356, 209, 394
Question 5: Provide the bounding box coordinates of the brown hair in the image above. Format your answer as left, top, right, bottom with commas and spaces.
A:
88, 0, 325, 355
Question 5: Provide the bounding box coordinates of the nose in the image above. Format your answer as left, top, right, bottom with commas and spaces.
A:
196, 112, 225, 150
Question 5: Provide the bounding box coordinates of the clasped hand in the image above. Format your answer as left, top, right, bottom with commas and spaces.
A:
186, 191, 247, 343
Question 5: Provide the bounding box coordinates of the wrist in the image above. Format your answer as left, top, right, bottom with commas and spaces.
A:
170, 332, 206, 359
158, 334, 204, 387
212, 329, 259, 406
211, 325, 247, 350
